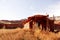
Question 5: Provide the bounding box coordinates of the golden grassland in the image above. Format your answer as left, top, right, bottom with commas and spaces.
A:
0, 28, 60, 40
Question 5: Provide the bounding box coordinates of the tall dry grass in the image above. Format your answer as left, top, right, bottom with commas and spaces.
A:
0, 28, 60, 40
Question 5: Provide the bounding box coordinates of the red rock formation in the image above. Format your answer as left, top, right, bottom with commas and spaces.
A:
24, 15, 54, 32
4, 23, 23, 29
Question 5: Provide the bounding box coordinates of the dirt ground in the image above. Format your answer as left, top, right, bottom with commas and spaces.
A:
0, 28, 60, 40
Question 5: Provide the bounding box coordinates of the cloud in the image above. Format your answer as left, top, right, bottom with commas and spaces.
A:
31, 1, 60, 17
46, 2, 60, 17
29, 6, 35, 10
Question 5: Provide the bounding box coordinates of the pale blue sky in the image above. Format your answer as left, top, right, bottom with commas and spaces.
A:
0, 0, 60, 20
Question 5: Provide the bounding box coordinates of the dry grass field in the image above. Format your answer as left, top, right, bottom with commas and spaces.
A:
0, 28, 60, 40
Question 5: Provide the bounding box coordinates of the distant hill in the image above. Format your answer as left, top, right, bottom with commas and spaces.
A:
0, 19, 27, 24
50, 16, 60, 20
50, 16, 60, 24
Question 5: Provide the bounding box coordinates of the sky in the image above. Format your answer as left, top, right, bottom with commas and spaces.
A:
0, 0, 60, 20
